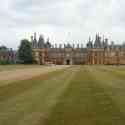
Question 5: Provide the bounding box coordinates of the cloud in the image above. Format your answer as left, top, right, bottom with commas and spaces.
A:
0, 0, 125, 49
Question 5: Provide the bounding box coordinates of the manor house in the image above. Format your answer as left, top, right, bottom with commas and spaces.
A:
31, 33, 125, 65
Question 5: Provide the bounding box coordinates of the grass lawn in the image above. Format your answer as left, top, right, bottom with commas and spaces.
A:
0, 66, 125, 125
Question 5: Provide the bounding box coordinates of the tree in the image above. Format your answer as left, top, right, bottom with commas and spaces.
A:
0, 46, 7, 50
18, 39, 33, 64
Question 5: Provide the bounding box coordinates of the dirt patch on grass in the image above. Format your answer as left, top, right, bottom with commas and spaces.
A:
0, 65, 70, 86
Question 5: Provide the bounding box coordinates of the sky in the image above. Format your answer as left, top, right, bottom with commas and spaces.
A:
0, 0, 125, 49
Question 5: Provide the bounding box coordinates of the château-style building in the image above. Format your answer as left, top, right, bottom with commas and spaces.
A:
0, 46, 16, 63
31, 33, 125, 65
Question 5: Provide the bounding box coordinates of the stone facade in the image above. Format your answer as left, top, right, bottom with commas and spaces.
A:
31, 33, 125, 65
86, 35, 125, 65
32, 47, 87, 65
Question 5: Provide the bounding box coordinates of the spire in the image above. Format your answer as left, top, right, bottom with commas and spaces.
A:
38, 34, 45, 48
87, 36, 93, 49
46, 37, 50, 43
94, 33, 102, 48
105, 38, 109, 48
34, 32, 37, 40
46, 37, 51, 48
31, 33, 37, 48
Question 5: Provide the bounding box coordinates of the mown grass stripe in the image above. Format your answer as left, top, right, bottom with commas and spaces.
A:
44, 66, 125, 125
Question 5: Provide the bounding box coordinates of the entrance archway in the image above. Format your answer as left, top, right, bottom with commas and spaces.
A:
66, 59, 70, 65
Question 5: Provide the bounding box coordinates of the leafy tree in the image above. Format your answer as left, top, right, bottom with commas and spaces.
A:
0, 46, 7, 50
18, 39, 33, 64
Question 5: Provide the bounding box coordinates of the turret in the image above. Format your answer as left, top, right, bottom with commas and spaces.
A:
38, 34, 45, 48
87, 36, 93, 49
104, 38, 109, 48
94, 34, 102, 48
31, 33, 37, 48
34, 32, 37, 40
111, 41, 115, 49
45, 38, 51, 48
102, 36, 105, 48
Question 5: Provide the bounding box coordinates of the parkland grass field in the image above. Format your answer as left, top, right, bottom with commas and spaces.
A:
0, 65, 125, 125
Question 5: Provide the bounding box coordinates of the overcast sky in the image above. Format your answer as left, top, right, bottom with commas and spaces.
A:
0, 0, 125, 49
